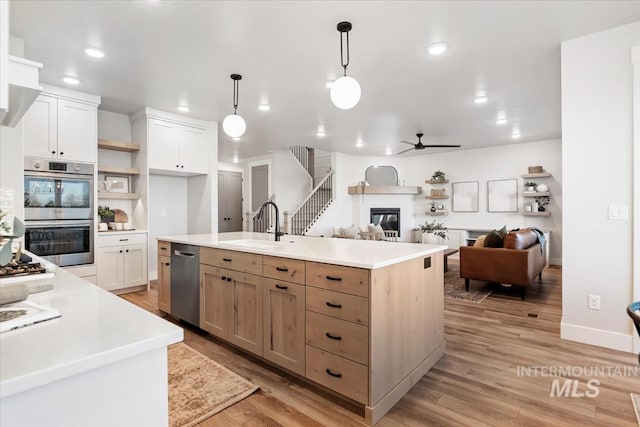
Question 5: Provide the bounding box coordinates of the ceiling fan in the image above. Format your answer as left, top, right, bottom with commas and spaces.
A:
397, 133, 461, 155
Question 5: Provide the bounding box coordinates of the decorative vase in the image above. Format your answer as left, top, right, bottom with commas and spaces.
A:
527, 186, 535, 192
536, 183, 548, 192
531, 201, 539, 212
422, 233, 440, 244
430, 206, 437, 212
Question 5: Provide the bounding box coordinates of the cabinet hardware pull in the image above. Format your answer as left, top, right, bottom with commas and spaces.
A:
174, 250, 195, 258
164, 262, 170, 266
126, 249, 129, 253
222, 258, 232, 262
119, 250, 123, 253
119, 239, 129, 241
226, 277, 232, 282
275, 284, 288, 290
59, 152, 64, 155
181, 165, 184, 168
326, 302, 342, 308
222, 276, 227, 281
325, 369, 342, 378
276, 267, 289, 272
51, 150, 56, 154
176, 164, 179, 168
326, 275, 342, 281
325, 332, 342, 340
160, 247, 167, 250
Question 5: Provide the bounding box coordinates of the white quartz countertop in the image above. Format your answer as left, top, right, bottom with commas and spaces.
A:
0, 261, 183, 398
158, 232, 447, 269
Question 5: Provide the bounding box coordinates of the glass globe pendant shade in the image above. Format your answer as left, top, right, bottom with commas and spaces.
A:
330, 76, 361, 110
223, 113, 246, 138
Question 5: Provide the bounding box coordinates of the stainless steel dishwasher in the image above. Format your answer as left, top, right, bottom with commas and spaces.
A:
170, 243, 200, 326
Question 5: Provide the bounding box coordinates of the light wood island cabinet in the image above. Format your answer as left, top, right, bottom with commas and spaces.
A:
159, 237, 445, 426
157, 240, 171, 313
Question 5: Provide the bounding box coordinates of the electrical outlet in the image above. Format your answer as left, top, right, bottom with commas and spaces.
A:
160, 208, 167, 217
588, 294, 601, 310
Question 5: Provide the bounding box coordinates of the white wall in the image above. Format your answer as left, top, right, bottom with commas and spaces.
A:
561, 21, 640, 352
272, 150, 312, 214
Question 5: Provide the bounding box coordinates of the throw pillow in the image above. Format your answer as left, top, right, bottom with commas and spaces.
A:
332, 226, 344, 236
474, 235, 486, 247
359, 224, 369, 233
343, 224, 359, 237
368, 223, 385, 234
483, 226, 508, 248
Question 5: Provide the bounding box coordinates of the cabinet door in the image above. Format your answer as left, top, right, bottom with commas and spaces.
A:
96, 246, 123, 291
123, 243, 147, 287
228, 271, 263, 356
158, 255, 171, 313
23, 95, 58, 159
178, 125, 209, 174
148, 118, 179, 171
57, 99, 97, 162
263, 278, 305, 375
200, 264, 230, 339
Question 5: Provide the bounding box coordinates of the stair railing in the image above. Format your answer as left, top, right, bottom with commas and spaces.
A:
289, 170, 333, 235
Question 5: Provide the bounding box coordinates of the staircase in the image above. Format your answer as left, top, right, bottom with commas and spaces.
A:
288, 145, 334, 235
245, 195, 275, 232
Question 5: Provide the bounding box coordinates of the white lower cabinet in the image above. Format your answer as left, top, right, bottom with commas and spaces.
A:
97, 233, 147, 292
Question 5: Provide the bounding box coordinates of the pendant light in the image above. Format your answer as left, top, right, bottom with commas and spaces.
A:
330, 21, 361, 110
223, 74, 246, 138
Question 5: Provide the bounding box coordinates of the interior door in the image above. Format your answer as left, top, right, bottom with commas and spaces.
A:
218, 170, 243, 232
251, 164, 269, 211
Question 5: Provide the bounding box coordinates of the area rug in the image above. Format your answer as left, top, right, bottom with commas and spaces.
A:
444, 263, 493, 303
632, 393, 640, 426
168, 342, 258, 427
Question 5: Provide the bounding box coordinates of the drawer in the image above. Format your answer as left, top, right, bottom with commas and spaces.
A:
263, 256, 305, 285
157, 240, 170, 255
306, 262, 369, 297
97, 232, 147, 247
306, 345, 368, 404
306, 287, 368, 326
305, 311, 368, 365
200, 247, 262, 275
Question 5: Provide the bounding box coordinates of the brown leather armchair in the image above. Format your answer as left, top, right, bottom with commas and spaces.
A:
459, 228, 546, 300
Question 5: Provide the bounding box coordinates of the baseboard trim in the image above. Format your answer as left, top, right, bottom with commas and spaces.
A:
561, 321, 634, 352
149, 270, 158, 282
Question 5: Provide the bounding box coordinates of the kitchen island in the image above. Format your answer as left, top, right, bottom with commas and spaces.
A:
158, 232, 446, 425
0, 261, 183, 427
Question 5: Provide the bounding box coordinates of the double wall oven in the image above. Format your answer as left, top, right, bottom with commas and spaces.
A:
23, 157, 95, 267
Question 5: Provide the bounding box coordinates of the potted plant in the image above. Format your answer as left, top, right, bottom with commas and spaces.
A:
431, 170, 446, 182
0, 210, 25, 266
524, 181, 537, 192
98, 205, 114, 223
419, 220, 448, 244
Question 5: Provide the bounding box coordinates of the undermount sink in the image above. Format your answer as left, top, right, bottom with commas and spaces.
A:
219, 239, 281, 249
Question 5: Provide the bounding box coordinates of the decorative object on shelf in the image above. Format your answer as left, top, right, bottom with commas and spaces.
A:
104, 176, 129, 193
98, 205, 114, 224
487, 179, 518, 213
365, 165, 398, 185
524, 181, 537, 192
431, 188, 446, 196
431, 170, 446, 182
535, 183, 549, 192
0, 210, 25, 267
525, 205, 532, 212
528, 165, 543, 174
436, 203, 445, 210
330, 21, 361, 110
222, 74, 246, 137
419, 220, 448, 243
430, 202, 437, 212
535, 196, 550, 212
531, 201, 539, 212
452, 181, 479, 212
398, 135, 461, 155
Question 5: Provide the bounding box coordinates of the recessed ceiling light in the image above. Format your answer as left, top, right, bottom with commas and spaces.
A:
496, 118, 508, 125
63, 76, 80, 85
355, 138, 364, 148
427, 42, 448, 55
474, 95, 488, 104
385, 148, 393, 156
258, 104, 270, 111
233, 154, 240, 163
177, 105, 190, 113
511, 132, 521, 139
316, 131, 326, 137
84, 47, 105, 58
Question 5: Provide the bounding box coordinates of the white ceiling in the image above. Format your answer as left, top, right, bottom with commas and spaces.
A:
10, 1, 640, 162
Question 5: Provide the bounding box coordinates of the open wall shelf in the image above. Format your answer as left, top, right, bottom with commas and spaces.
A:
98, 139, 141, 152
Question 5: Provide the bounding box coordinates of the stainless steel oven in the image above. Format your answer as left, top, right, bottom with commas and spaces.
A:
24, 157, 94, 220
24, 220, 94, 267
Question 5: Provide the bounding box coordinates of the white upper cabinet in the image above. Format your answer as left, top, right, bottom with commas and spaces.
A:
178, 125, 209, 174
23, 86, 100, 163
148, 118, 179, 171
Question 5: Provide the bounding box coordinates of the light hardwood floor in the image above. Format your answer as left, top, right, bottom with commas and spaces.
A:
121, 263, 639, 426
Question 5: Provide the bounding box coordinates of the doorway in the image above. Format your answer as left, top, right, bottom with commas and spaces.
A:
218, 170, 242, 232
251, 164, 269, 211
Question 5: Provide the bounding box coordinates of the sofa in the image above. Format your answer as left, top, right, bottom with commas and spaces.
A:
459, 228, 546, 300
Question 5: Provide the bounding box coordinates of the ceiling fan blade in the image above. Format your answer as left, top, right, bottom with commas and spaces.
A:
396, 147, 415, 155
423, 144, 462, 148
399, 141, 415, 146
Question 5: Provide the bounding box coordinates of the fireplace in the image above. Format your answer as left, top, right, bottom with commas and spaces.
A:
370, 208, 400, 237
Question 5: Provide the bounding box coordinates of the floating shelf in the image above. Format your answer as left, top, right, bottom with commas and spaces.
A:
98, 192, 139, 200
426, 210, 447, 216
98, 166, 141, 175
347, 185, 422, 195
425, 195, 449, 199
98, 139, 141, 152
425, 179, 449, 184
522, 211, 550, 216
523, 191, 550, 197
521, 172, 552, 179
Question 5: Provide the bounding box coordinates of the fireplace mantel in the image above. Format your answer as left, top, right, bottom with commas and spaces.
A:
347, 185, 422, 195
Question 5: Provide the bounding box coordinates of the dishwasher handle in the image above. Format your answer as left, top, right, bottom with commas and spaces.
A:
174, 250, 196, 258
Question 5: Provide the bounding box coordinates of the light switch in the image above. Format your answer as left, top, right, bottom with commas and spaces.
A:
608, 205, 629, 220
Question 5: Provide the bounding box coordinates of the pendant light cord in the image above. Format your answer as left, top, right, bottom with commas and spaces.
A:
340, 30, 350, 76
233, 79, 239, 114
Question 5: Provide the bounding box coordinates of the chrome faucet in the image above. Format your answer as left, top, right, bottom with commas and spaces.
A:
257, 201, 284, 241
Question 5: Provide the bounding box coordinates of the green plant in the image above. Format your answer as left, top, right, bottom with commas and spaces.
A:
98, 205, 114, 220
419, 220, 448, 239
524, 181, 537, 187
0, 210, 25, 266
431, 170, 446, 181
